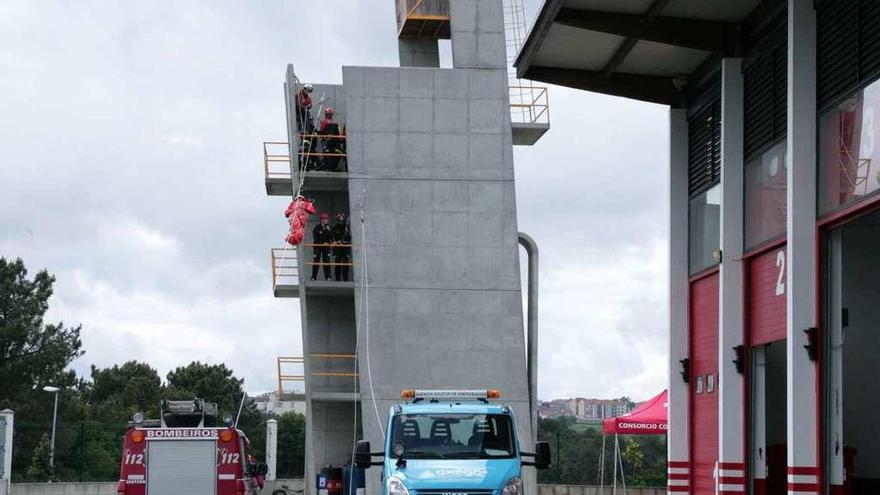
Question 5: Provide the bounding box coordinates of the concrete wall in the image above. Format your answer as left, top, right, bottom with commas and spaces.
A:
293, 1, 532, 493
344, 4, 529, 495
399, 39, 440, 68
343, 60, 528, 431
537, 485, 666, 495
343, 1, 530, 494
8, 479, 305, 495
306, 296, 357, 393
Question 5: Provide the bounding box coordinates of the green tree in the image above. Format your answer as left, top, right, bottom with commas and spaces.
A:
0, 258, 84, 481
85, 361, 162, 420
0, 258, 83, 406
276, 411, 306, 477
621, 436, 667, 487
537, 416, 667, 488
25, 434, 52, 481
165, 362, 265, 456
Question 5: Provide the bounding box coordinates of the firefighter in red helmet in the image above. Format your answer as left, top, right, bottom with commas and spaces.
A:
295, 84, 314, 135
318, 107, 344, 172
331, 211, 351, 281
319, 107, 335, 133
312, 212, 333, 281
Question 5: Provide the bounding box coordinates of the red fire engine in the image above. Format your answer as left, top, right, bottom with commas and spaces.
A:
116, 399, 267, 495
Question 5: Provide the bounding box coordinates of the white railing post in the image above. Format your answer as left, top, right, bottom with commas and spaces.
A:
266, 419, 278, 481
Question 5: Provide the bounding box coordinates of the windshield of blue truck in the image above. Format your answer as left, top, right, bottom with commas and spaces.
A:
389, 413, 515, 459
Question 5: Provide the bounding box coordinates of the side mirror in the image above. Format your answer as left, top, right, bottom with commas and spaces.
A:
534, 441, 551, 470
355, 440, 372, 469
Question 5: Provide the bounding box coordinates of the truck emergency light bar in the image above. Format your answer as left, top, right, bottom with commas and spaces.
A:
401, 389, 501, 399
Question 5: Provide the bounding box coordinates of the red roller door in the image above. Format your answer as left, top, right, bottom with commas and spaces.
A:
690, 273, 719, 495
748, 246, 787, 345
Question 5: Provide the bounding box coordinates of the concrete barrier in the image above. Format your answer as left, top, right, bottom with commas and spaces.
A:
10, 481, 660, 495
10, 483, 116, 495
538, 484, 666, 495
9, 479, 305, 495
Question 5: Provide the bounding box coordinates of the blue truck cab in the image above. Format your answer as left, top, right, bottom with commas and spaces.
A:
355, 390, 551, 495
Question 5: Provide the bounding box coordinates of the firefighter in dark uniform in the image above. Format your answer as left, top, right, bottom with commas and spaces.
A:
331, 211, 351, 281
311, 212, 333, 281
295, 84, 314, 135
317, 107, 343, 172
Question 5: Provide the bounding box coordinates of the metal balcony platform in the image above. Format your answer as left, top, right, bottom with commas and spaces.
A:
397, 0, 450, 39
266, 172, 350, 196
266, 176, 294, 196
512, 122, 551, 146
264, 141, 349, 196
311, 391, 361, 402
272, 279, 355, 299
399, 16, 451, 39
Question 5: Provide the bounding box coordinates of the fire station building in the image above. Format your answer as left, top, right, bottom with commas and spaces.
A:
516, 0, 880, 494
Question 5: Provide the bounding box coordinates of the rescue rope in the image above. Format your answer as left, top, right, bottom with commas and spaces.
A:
293, 89, 327, 200
358, 188, 385, 438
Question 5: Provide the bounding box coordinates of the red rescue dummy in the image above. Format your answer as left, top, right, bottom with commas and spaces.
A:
284, 196, 316, 246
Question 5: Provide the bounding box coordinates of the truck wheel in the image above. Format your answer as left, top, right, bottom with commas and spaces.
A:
272, 491, 288, 495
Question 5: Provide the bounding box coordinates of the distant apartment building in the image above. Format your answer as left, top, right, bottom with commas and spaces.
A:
252, 391, 306, 416
538, 398, 635, 420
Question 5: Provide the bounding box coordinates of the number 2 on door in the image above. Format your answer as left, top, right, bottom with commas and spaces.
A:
775, 250, 786, 296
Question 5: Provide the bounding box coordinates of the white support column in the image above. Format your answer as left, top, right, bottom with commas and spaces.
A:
668, 108, 691, 493
718, 57, 747, 493
787, 0, 820, 491
0, 409, 13, 495
266, 419, 278, 481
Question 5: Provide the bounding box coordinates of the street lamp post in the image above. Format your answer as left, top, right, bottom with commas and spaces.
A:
42, 386, 60, 478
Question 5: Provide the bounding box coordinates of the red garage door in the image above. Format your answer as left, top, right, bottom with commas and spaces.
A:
690, 273, 719, 495
749, 246, 787, 345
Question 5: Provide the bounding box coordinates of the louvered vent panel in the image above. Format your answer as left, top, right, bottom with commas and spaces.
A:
772, 46, 787, 142
743, 13, 787, 162
744, 56, 774, 160
860, 0, 880, 83
817, 0, 860, 109
688, 100, 721, 197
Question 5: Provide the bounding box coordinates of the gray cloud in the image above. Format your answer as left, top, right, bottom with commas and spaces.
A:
1, 0, 669, 402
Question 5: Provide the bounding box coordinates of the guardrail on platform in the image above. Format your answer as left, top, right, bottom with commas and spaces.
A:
510, 85, 550, 126
264, 141, 291, 179
263, 139, 348, 182
277, 355, 358, 395
271, 248, 299, 290
271, 245, 354, 288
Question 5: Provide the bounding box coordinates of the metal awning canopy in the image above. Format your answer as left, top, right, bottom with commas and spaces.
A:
515, 0, 765, 105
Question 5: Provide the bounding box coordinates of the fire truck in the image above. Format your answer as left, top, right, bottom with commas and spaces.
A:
116, 399, 267, 495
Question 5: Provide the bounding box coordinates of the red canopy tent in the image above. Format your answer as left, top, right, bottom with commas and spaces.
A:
602, 389, 668, 435
599, 390, 668, 495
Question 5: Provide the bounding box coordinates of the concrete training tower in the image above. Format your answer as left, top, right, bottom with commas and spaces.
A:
263, 1, 549, 493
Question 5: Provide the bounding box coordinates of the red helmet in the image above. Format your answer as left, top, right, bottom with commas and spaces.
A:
324, 107, 334, 117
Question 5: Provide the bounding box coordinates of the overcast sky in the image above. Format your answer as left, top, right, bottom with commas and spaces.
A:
0, 0, 669, 402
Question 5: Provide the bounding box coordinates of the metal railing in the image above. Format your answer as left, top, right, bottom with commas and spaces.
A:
309, 352, 358, 378
398, 0, 448, 20
271, 245, 354, 290
277, 357, 305, 395
510, 85, 550, 126
271, 248, 299, 290
276, 355, 358, 394
263, 139, 348, 181
264, 141, 291, 179
397, 0, 449, 37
